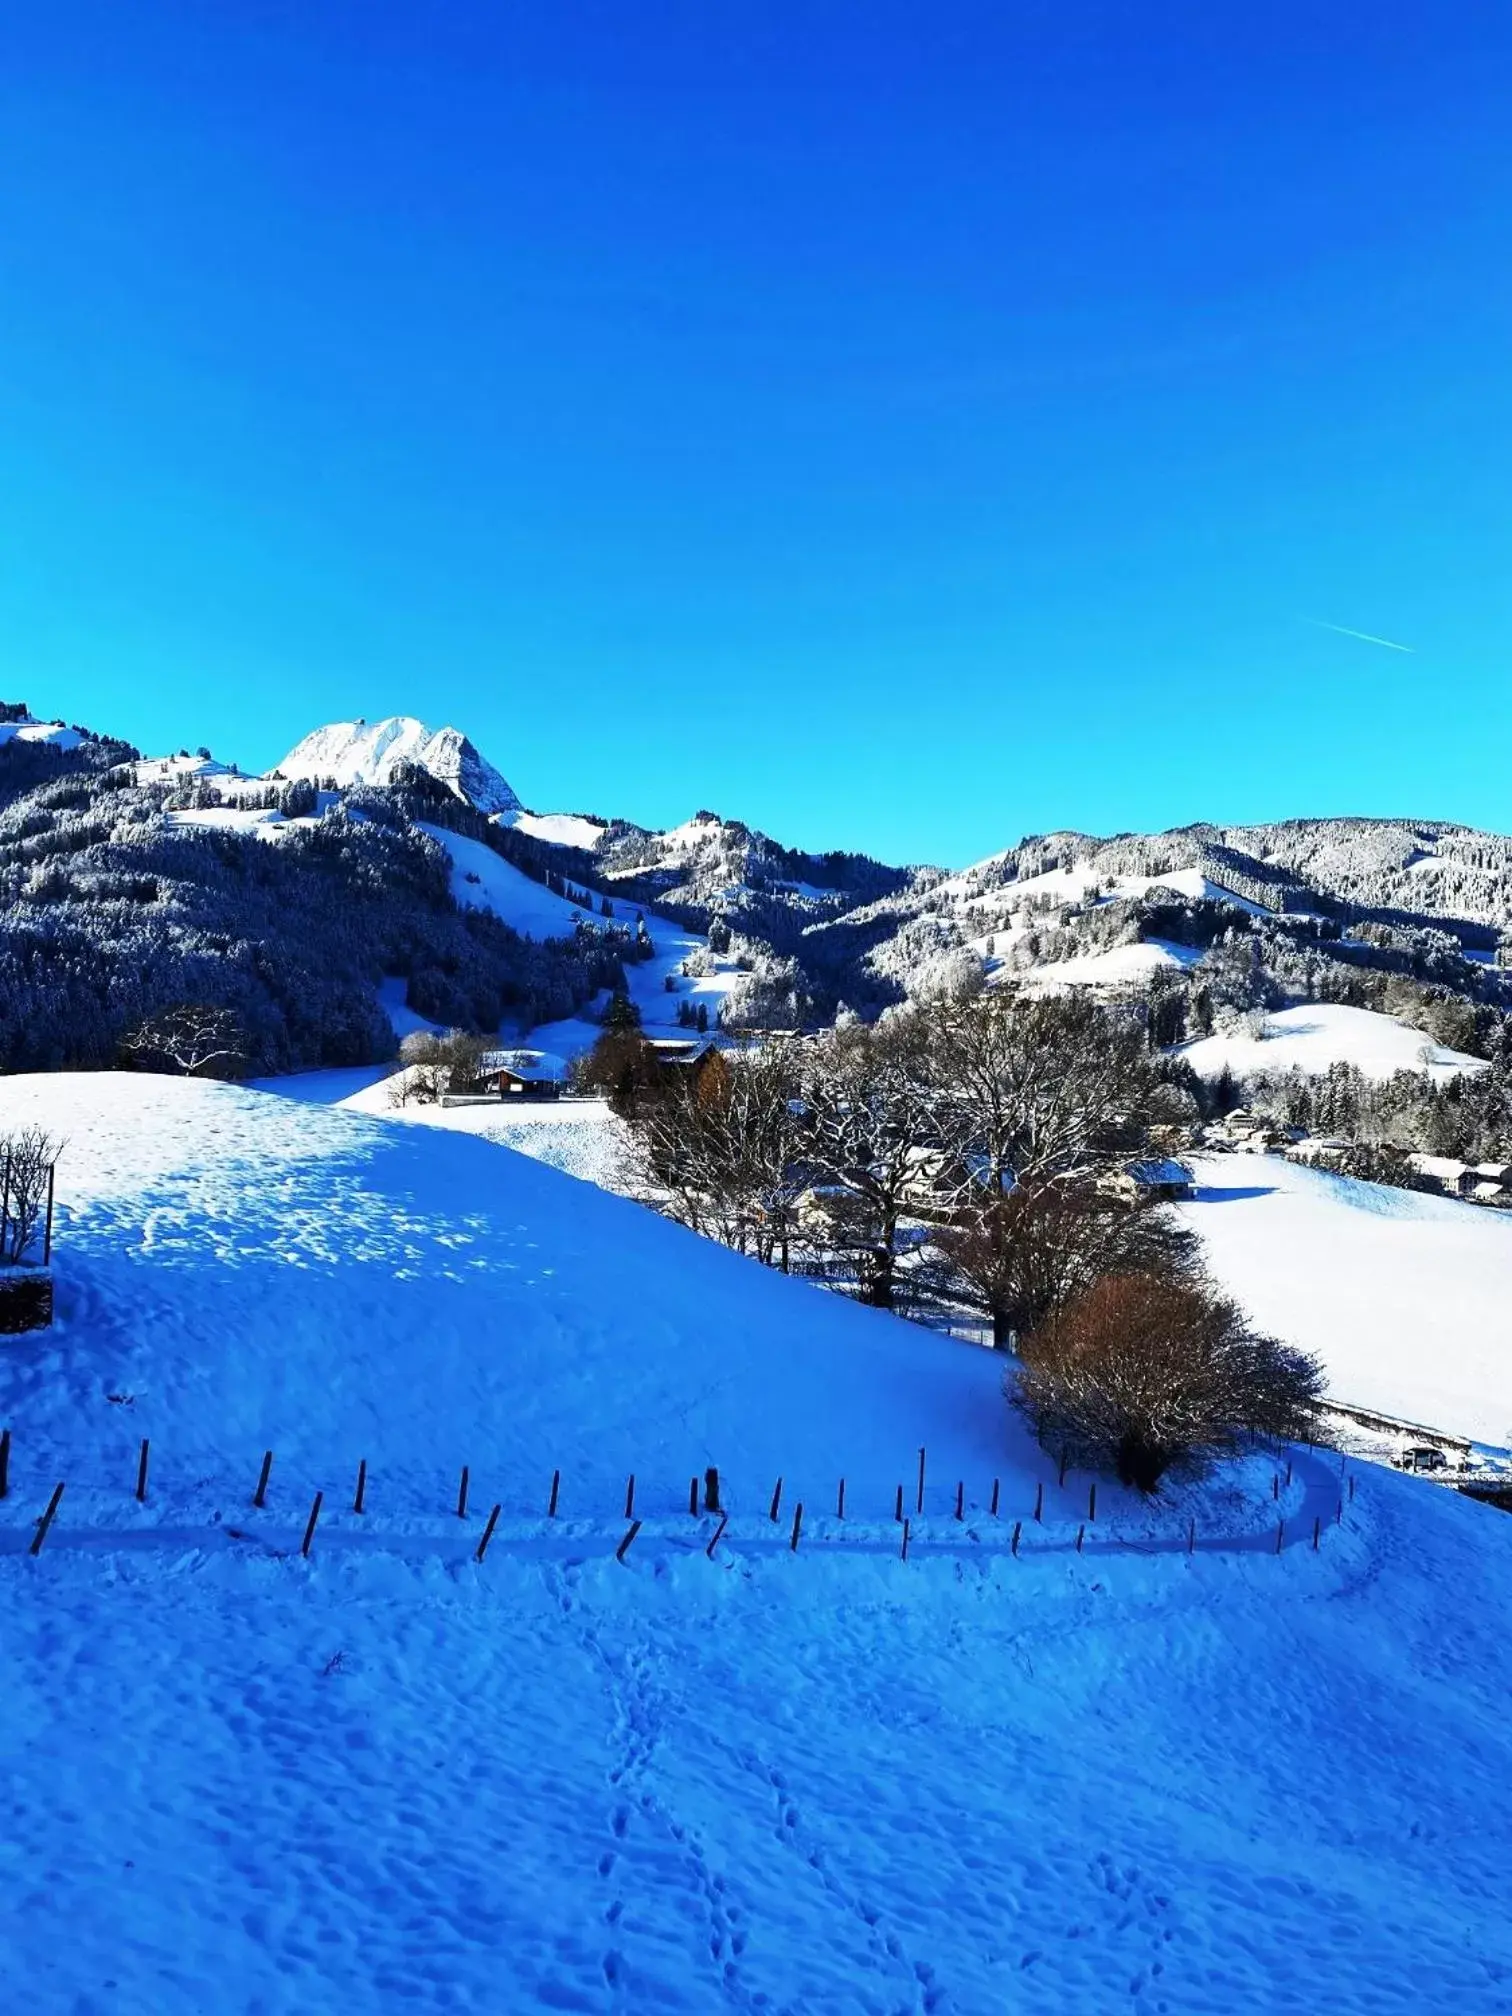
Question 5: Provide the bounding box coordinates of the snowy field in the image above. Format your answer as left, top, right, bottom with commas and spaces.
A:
1181, 1151, 1512, 1446
1176, 1001, 1483, 1084
0, 1074, 1510, 2011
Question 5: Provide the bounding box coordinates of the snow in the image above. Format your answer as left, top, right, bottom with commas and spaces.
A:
946, 856, 1265, 917
274, 716, 520, 816
511, 810, 608, 851
1, 1072, 1511, 2010
1181, 1150, 1512, 1445
1176, 1002, 1485, 1084
1015, 939, 1204, 993
415, 823, 597, 940
0, 717, 82, 750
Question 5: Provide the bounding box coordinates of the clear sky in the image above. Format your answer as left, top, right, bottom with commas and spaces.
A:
4, 2, 1512, 867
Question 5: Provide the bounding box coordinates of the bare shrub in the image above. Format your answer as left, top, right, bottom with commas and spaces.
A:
934, 1184, 1199, 1349
1014, 1271, 1324, 1492
121, 1003, 247, 1078
0, 1127, 62, 1265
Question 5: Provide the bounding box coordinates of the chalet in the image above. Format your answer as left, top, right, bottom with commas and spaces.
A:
476, 1049, 568, 1100
1457, 1163, 1512, 1205
646, 1039, 730, 1101
1110, 1158, 1196, 1204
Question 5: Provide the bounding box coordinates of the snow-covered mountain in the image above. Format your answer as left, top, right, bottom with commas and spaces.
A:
273, 716, 521, 816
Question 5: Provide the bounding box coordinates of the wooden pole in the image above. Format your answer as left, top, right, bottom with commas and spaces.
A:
790, 1503, 803, 1553
253, 1449, 273, 1508
990, 1478, 1000, 1517
836, 1476, 846, 1520
301, 1490, 323, 1559
705, 1510, 729, 1558
1088, 1481, 1096, 1522
1272, 1472, 1279, 1500
353, 1459, 367, 1514
135, 1438, 149, 1504
476, 1504, 501, 1562
456, 1465, 469, 1519
1274, 1519, 1284, 1555
901, 1516, 911, 1562
1058, 1448, 1068, 1487
30, 1481, 64, 1557
1188, 1517, 1196, 1555
894, 1483, 904, 1522
1312, 1515, 1321, 1552
917, 1446, 926, 1515
688, 1476, 699, 1517
549, 1468, 561, 1518
704, 1466, 720, 1513
954, 1481, 964, 1522
1011, 1519, 1021, 1557
1033, 1480, 1043, 1523
1335, 1497, 1343, 1525
1285, 1459, 1292, 1487
1, 1426, 11, 1499
616, 1519, 642, 1564
768, 1476, 783, 1522
624, 1474, 635, 1519
43, 1162, 55, 1266
1075, 1523, 1084, 1554
1348, 1474, 1355, 1502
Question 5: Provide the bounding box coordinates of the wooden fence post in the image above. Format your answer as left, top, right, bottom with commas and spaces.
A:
705, 1510, 729, 1559
990, 1478, 1000, 1517
1274, 1519, 1284, 1555
1075, 1523, 1084, 1554
1348, 1474, 1355, 1503
135, 1438, 149, 1504
688, 1476, 699, 1517
456, 1466, 470, 1520
1011, 1519, 1021, 1557
301, 1490, 323, 1559
704, 1466, 720, 1514
353, 1459, 367, 1514
836, 1476, 846, 1520
901, 1516, 911, 1562
0, 1426, 9, 1500
549, 1469, 561, 1518
44, 1162, 55, 1266
616, 1519, 642, 1564
624, 1474, 636, 1519
1272, 1472, 1279, 1500
1285, 1459, 1292, 1488
253, 1450, 273, 1509
894, 1483, 904, 1522
1033, 1481, 1043, 1523
30, 1481, 64, 1557
768, 1476, 783, 1522
1187, 1517, 1195, 1555
1058, 1448, 1068, 1487
1088, 1481, 1096, 1522
476, 1504, 501, 1562
1312, 1515, 1321, 1552
917, 1446, 926, 1515
790, 1503, 803, 1553
1335, 1497, 1343, 1525
954, 1481, 964, 1522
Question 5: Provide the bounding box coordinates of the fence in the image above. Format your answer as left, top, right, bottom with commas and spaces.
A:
0, 1430, 1352, 1569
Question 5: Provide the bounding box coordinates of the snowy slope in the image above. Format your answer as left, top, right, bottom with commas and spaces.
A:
0, 716, 81, 750
274, 716, 520, 815
1182, 1151, 1512, 1444
0, 1075, 1509, 2012
1177, 1002, 1484, 1084
513, 809, 608, 851
1014, 939, 1204, 993
415, 822, 598, 939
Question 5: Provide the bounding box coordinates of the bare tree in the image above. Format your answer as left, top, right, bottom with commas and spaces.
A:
122, 1003, 248, 1079
394, 1029, 489, 1105
926, 989, 1153, 1196
0, 1127, 62, 1265
800, 1012, 940, 1308
933, 1183, 1199, 1348
1013, 1270, 1325, 1492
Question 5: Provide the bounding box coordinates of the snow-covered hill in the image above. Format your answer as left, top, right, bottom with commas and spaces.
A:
273, 715, 521, 816
1177, 1002, 1486, 1084
2, 1072, 1510, 2012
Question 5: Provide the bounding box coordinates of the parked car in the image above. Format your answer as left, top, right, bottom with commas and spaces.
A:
1395, 1446, 1448, 1474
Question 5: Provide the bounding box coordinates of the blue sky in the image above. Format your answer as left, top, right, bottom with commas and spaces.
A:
4, 3, 1511, 866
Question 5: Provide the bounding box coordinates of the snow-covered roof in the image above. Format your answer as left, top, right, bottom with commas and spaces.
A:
1124, 1158, 1195, 1187
479, 1048, 568, 1083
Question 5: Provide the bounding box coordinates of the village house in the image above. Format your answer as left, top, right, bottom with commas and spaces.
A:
476, 1048, 569, 1099
1108, 1158, 1196, 1204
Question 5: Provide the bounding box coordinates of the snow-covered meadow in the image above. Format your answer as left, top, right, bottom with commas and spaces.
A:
0, 1074, 1510, 2012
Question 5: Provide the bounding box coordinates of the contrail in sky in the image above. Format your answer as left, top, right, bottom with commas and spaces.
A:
1302, 617, 1415, 654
